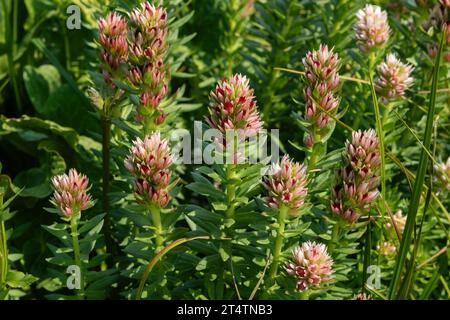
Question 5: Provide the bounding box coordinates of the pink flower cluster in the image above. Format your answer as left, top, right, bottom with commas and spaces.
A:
375, 54, 414, 102
263, 155, 308, 215
97, 2, 169, 125
434, 156, 450, 193
124, 132, 172, 207
207, 74, 263, 139
98, 12, 129, 82
285, 241, 333, 292
50, 169, 93, 218
302, 44, 340, 148
354, 4, 390, 53
331, 129, 381, 223
128, 2, 169, 123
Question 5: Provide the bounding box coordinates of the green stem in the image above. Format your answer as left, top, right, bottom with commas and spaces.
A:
226, 164, 237, 221
1, 0, 22, 113
0, 196, 7, 290
101, 114, 114, 259
0, 221, 8, 286
299, 289, 311, 300
328, 222, 340, 254
368, 53, 386, 218
149, 205, 163, 249
389, 30, 445, 300
268, 205, 289, 285
362, 220, 372, 292
70, 217, 85, 298
307, 136, 320, 172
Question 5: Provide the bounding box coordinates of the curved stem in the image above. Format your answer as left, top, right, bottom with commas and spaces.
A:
70, 217, 85, 298
268, 205, 289, 285
0, 221, 8, 287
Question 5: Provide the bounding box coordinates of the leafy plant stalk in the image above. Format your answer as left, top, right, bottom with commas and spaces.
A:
101, 112, 114, 257
149, 204, 163, 249
267, 205, 288, 285
389, 30, 445, 299
70, 216, 85, 298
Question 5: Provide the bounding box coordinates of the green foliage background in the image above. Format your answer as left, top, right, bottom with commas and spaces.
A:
0, 0, 449, 300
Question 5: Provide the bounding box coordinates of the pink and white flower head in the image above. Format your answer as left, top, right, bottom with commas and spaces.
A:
375, 54, 414, 102
124, 132, 172, 207
302, 44, 341, 147
50, 169, 93, 218
206, 74, 263, 139
129, 2, 168, 64
303, 44, 340, 91
98, 12, 128, 72
331, 129, 381, 223
434, 156, 450, 193
354, 4, 390, 53
127, 3, 169, 124
263, 155, 308, 215
354, 292, 372, 300
285, 241, 333, 292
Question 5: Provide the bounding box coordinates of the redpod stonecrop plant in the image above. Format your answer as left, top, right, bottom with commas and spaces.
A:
302, 44, 340, 151
354, 4, 390, 53
263, 155, 308, 287
127, 2, 169, 132
285, 241, 333, 293
375, 54, 414, 103
124, 131, 173, 248
331, 129, 381, 224
50, 169, 94, 297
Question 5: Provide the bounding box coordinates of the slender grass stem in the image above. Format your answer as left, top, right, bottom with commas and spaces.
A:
368, 53, 386, 218
101, 113, 114, 259
70, 217, 84, 298
388, 30, 445, 300
268, 205, 289, 284
1, 0, 22, 113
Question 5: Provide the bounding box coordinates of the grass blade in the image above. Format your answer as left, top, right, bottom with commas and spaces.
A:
388, 30, 445, 300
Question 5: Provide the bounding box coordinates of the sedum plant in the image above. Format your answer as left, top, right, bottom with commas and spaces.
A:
0, 0, 449, 302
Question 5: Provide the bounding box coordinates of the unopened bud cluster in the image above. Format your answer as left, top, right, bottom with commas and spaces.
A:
263, 155, 308, 216
98, 12, 129, 83
50, 169, 94, 218
128, 2, 169, 123
97, 2, 169, 125
331, 129, 381, 224
124, 132, 172, 207
302, 44, 340, 148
